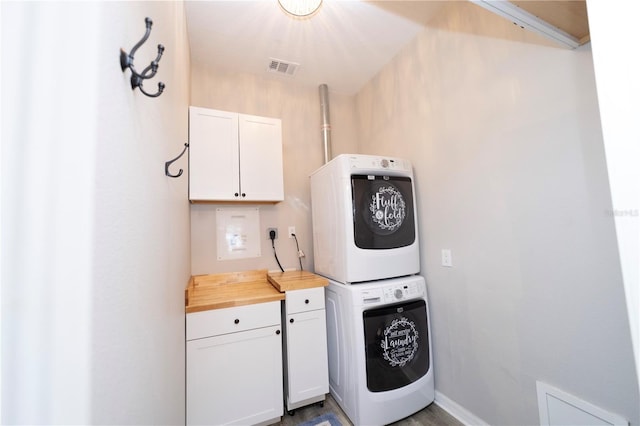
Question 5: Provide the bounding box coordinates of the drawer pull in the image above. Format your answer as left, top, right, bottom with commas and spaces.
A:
290, 318, 294, 323
305, 299, 310, 304
234, 319, 240, 324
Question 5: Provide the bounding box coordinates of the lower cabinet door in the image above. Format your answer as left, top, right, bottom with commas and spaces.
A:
186, 325, 283, 425
286, 309, 329, 405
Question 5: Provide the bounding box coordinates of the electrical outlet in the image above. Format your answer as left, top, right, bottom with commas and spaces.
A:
267, 228, 278, 239
288, 226, 296, 238
441, 249, 452, 267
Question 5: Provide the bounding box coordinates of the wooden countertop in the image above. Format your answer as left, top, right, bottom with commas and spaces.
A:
185, 269, 285, 314
267, 270, 328, 292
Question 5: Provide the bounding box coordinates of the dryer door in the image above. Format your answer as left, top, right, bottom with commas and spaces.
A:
362, 299, 430, 392
351, 175, 415, 250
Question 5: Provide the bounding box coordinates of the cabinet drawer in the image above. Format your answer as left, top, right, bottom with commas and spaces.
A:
285, 287, 325, 315
187, 301, 281, 341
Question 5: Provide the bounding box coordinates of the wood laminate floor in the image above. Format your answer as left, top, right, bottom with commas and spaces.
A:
275, 393, 462, 426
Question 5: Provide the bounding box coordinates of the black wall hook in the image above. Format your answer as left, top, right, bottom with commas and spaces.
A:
165, 143, 189, 178
120, 17, 165, 98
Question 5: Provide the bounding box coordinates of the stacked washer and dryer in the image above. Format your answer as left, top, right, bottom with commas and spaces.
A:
310, 154, 434, 426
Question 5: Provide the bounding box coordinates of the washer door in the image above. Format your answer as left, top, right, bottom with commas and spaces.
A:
363, 299, 430, 392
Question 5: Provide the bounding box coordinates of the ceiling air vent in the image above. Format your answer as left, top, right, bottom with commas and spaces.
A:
267, 58, 299, 76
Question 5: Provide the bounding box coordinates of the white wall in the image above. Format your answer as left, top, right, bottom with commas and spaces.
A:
189, 65, 358, 275
90, 2, 191, 424
587, 0, 640, 393
1, 1, 191, 424
353, 2, 639, 425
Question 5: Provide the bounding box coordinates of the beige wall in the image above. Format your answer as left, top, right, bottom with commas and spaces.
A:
187, 2, 639, 425
354, 2, 639, 425
190, 65, 358, 274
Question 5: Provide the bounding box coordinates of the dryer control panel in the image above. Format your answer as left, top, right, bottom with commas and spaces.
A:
346, 155, 412, 173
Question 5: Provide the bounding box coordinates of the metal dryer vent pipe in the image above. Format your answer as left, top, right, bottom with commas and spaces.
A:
319, 84, 332, 164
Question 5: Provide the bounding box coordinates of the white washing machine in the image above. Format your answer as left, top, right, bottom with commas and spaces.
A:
325, 275, 434, 425
310, 154, 420, 284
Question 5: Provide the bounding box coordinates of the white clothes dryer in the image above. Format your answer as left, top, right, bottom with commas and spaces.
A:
310, 154, 420, 284
325, 275, 434, 425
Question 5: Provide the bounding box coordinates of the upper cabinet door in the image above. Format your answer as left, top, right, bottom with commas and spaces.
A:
189, 107, 239, 201
239, 114, 284, 202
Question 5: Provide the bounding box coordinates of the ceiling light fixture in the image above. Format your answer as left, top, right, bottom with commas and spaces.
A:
278, 0, 323, 18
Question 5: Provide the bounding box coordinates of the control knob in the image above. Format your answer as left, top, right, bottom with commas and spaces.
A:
394, 288, 403, 299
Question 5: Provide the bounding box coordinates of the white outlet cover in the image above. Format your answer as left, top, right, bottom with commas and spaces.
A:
441, 249, 452, 267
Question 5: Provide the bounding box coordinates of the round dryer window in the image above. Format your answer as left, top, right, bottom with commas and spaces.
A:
351, 175, 415, 249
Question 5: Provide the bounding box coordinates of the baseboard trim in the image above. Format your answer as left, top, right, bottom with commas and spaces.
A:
434, 391, 489, 426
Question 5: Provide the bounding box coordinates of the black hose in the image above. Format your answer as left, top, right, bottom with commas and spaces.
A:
271, 237, 284, 272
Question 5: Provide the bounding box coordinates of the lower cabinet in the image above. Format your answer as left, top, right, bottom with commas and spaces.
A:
186, 301, 283, 426
283, 287, 329, 413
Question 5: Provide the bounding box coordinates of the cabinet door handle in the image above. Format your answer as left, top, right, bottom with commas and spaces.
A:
305, 299, 310, 304
234, 319, 240, 324
241, 193, 246, 197
234, 192, 239, 197
276, 330, 281, 335
289, 318, 294, 323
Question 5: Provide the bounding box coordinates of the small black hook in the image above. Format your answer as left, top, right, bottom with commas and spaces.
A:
165, 143, 189, 178
120, 17, 165, 98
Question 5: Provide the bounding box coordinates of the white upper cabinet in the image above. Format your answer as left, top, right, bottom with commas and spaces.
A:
189, 106, 284, 202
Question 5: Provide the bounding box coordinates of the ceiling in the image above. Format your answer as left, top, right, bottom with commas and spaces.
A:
184, 0, 589, 95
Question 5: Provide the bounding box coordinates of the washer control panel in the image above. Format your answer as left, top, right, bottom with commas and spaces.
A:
359, 281, 423, 305
382, 282, 421, 303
